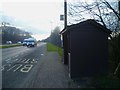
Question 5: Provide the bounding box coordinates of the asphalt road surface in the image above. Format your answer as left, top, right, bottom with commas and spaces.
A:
2, 42, 47, 88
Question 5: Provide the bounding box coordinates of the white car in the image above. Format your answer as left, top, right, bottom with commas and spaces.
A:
23, 38, 37, 47
6, 41, 12, 44
23, 41, 27, 46
17, 41, 21, 44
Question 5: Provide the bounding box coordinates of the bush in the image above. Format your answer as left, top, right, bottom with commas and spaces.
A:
108, 33, 120, 78
91, 75, 120, 88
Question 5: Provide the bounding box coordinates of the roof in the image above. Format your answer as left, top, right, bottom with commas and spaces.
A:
60, 19, 112, 35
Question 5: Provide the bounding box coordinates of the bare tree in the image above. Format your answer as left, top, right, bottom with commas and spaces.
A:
68, 0, 120, 32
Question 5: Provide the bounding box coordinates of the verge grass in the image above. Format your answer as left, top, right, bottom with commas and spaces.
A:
0, 44, 22, 49
47, 43, 63, 58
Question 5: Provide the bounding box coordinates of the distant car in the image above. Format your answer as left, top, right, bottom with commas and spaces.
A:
6, 41, 12, 44
23, 38, 37, 47
22, 39, 28, 46
23, 41, 27, 46
26, 40, 37, 47
17, 41, 21, 44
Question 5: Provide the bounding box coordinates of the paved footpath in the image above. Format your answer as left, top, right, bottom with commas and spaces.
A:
23, 52, 78, 88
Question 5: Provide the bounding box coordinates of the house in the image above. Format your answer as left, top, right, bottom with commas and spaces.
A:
60, 19, 111, 78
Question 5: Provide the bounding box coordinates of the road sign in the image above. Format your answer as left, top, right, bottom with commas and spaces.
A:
60, 15, 64, 21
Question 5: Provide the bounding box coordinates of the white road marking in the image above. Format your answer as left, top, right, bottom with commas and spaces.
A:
36, 59, 39, 60
41, 54, 44, 56
13, 64, 22, 72
15, 55, 18, 57
1, 64, 11, 71
7, 59, 18, 63
20, 64, 33, 73
15, 59, 20, 63
8, 64, 11, 66
31, 59, 37, 63
1, 66, 4, 71
21, 59, 26, 63
20, 52, 25, 55
5, 58, 11, 61
6, 60, 11, 63
7, 65, 17, 71
13, 56, 16, 58
24, 59, 30, 63
1, 65, 7, 71
14, 59, 19, 61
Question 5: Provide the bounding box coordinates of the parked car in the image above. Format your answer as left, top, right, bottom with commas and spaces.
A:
17, 41, 22, 44
6, 41, 12, 44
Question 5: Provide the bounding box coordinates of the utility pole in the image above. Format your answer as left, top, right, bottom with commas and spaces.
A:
64, 0, 67, 29
62, 0, 68, 64
118, 0, 120, 16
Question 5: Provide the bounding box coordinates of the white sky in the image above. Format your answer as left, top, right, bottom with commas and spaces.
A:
1, 0, 115, 40
1, 0, 65, 40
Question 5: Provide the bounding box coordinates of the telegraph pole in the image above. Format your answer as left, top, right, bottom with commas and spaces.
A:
64, 0, 67, 29
118, 0, 120, 16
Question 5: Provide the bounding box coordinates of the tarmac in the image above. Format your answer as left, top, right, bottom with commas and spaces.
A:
23, 51, 79, 88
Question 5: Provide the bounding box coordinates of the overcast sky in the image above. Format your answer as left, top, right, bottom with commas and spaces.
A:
1, 0, 115, 40
1, 0, 65, 40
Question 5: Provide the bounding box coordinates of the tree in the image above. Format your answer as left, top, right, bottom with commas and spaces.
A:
49, 27, 61, 47
1, 22, 32, 44
68, 0, 120, 32
42, 26, 61, 47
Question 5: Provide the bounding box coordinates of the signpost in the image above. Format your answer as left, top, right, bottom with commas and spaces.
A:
118, 0, 120, 16
60, 0, 67, 28
64, 0, 67, 29
60, 15, 64, 21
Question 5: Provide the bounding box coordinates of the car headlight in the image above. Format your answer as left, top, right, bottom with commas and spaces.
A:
32, 42, 35, 45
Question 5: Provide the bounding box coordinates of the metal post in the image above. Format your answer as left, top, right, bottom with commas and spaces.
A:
64, 0, 67, 29
118, 0, 120, 16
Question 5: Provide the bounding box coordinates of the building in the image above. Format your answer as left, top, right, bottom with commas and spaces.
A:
60, 19, 111, 78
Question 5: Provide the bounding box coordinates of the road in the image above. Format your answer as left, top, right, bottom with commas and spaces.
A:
2, 42, 47, 88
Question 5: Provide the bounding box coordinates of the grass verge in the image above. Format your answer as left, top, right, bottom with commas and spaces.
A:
0, 44, 22, 49
47, 43, 63, 58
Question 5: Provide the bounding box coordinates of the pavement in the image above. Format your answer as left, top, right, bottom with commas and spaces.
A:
23, 51, 78, 88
